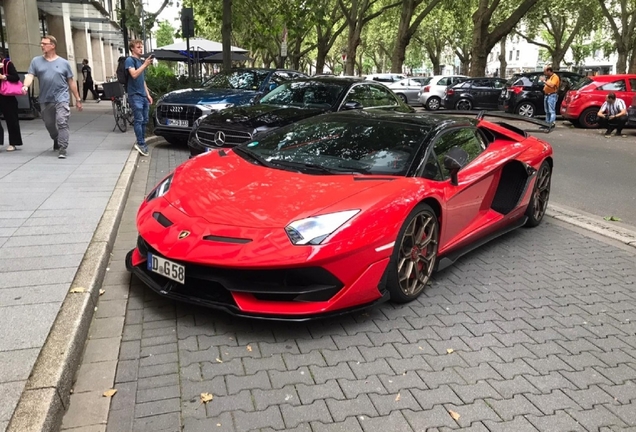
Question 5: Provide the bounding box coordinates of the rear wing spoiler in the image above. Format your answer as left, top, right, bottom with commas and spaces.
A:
431, 110, 553, 135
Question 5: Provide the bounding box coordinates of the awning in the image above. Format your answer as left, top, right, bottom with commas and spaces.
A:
146, 49, 189, 61
37, 0, 123, 46
203, 52, 253, 63
158, 39, 248, 54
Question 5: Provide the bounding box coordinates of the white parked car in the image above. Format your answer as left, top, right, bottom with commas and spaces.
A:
388, 77, 432, 105
365, 73, 407, 86
418, 75, 468, 110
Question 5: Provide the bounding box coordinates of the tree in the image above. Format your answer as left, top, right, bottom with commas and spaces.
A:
339, 0, 402, 75
516, 0, 600, 70
314, 0, 348, 74
120, 0, 172, 37
390, 0, 443, 73
222, 0, 232, 71
155, 20, 176, 48
598, 0, 636, 73
469, 0, 540, 76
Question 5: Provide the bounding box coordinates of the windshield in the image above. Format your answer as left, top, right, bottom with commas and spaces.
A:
204, 70, 270, 90
236, 116, 429, 176
259, 81, 347, 108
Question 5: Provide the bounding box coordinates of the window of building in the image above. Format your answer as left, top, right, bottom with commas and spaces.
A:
509, 50, 513, 61
516, 50, 520, 61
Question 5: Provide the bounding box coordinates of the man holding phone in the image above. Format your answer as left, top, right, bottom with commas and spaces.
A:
125, 39, 153, 156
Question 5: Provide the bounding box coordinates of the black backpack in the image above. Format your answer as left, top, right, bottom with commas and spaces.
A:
116, 56, 128, 86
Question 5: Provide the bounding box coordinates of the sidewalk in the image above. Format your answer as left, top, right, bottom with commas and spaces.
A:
0, 103, 137, 432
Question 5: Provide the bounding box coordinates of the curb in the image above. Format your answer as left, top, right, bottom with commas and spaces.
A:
547, 203, 636, 249
6, 136, 162, 432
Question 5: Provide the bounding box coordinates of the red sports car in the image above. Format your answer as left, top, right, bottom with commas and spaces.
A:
126, 110, 553, 320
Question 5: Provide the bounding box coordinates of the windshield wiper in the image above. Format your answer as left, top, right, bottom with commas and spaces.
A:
268, 160, 366, 175
233, 147, 273, 167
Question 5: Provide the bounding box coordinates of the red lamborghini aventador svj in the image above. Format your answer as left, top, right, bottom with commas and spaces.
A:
126, 110, 553, 320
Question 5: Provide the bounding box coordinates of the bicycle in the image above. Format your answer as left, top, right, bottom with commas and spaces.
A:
102, 81, 133, 132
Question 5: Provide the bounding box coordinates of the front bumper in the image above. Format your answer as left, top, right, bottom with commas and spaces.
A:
126, 236, 390, 320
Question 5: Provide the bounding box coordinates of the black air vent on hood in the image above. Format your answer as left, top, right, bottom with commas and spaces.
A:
203, 235, 252, 244
152, 212, 174, 227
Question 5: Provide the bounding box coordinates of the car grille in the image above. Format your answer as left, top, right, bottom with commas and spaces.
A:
196, 125, 253, 147
156, 104, 202, 125
136, 236, 343, 302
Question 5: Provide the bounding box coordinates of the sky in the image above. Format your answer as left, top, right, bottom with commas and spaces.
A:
146, 0, 182, 28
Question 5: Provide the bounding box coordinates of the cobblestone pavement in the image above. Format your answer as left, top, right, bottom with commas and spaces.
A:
73, 142, 636, 432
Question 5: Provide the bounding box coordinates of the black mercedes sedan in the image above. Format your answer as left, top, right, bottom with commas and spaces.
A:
187, 76, 413, 156
443, 77, 508, 111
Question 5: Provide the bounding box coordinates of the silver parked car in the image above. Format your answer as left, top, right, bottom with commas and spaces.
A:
388, 77, 432, 105
418, 75, 468, 110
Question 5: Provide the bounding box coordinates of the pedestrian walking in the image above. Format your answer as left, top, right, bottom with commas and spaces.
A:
539, 66, 560, 131
81, 59, 100, 103
21, 35, 83, 159
125, 39, 153, 157
0, 50, 24, 152
597, 92, 628, 138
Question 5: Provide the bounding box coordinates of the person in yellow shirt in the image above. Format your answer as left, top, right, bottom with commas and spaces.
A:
539, 66, 560, 130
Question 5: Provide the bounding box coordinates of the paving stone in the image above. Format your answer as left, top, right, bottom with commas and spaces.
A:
180, 375, 227, 399
226, 370, 271, 394
205, 390, 254, 417
451, 381, 502, 404
358, 410, 413, 432
182, 413, 234, 432
139, 351, 179, 368
259, 341, 301, 356
311, 417, 363, 432
487, 375, 540, 399
601, 381, 636, 404
200, 358, 245, 379
136, 385, 180, 404
447, 399, 502, 427
61, 391, 111, 429
73, 360, 117, 393
281, 400, 332, 428
369, 389, 420, 415
487, 394, 543, 421
567, 405, 628, 430
489, 358, 538, 379
378, 371, 425, 394
560, 367, 613, 389
411, 385, 463, 410
243, 354, 287, 374
403, 405, 458, 430
326, 394, 378, 422
455, 363, 504, 384
527, 389, 583, 415
269, 367, 314, 388
606, 403, 636, 427
311, 362, 356, 383
596, 364, 636, 385
296, 380, 345, 404
332, 333, 374, 350
338, 376, 386, 399
418, 368, 466, 389
234, 405, 284, 432
296, 336, 337, 353
483, 416, 540, 432
132, 412, 181, 431
134, 398, 180, 418
322, 347, 364, 366
252, 385, 300, 410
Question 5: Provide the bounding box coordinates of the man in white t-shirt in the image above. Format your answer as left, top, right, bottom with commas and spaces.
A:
597, 92, 627, 138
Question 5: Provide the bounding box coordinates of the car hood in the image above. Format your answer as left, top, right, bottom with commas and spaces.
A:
159, 87, 258, 105
200, 104, 328, 130
166, 151, 385, 228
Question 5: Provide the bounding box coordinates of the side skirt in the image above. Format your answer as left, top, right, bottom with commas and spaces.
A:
436, 216, 528, 271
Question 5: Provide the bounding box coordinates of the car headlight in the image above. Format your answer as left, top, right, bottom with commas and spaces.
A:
285, 210, 360, 245
193, 114, 209, 129
146, 174, 173, 202
201, 103, 234, 111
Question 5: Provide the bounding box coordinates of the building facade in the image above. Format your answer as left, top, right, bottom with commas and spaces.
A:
0, 0, 124, 99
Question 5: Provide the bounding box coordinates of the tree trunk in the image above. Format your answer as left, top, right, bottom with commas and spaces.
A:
315, 41, 328, 74
617, 50, 628, 74
345, 28, 362, 75
629, 44, 636, 73
221, 0, 233, 72
498, 38, 506, 78
391, 0, 415, 73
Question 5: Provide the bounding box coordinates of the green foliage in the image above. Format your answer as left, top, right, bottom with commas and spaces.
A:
145, 64, 199, 96
155, 20, 176, 48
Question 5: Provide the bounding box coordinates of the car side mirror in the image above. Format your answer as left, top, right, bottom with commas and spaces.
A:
342, 101, 363, 110
443, 146, 469, 186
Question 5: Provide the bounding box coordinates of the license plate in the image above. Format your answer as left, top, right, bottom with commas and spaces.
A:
147, 253, 185, 284
166, 119, 189, 127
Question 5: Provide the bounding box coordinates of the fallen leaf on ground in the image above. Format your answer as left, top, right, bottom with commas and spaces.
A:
215, 358, 223, 363
200, 393, 213, 403
103, 389, 117, 397
99, 289, 105, 296
395, 393, 401, 401
449, 410, 460, 420
446, 348, 454, 354
246, 345, 252, 352
70, 287, 86, 293
604, 216, 622, 222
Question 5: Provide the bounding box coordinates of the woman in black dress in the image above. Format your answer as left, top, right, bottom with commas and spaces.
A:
0, 51, 24, 151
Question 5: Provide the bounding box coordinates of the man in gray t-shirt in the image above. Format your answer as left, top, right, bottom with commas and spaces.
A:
22, 34, 83, 159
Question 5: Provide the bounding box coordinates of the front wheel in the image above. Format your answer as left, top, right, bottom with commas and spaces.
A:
385, 203, 439, 303
456, 98, 472, 111
525, 161, 552, 227
396, 93, 408, 104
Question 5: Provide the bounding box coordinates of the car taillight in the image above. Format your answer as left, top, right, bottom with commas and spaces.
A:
510, 86, 524, 94
446, 89, 455, 96
423, 85, 430, 92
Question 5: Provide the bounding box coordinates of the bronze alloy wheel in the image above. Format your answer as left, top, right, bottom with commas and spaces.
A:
525, 161, 552, 227
396, 209, 439, 298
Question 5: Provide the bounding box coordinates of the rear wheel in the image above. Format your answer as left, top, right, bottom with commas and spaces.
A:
525, 161, 552, 227
397, 93, 408, 104
579, 107, 599, 128
385, 204, 439, 303
515, 101, 535, 117
456, 98, 472, 111
425, 96, 441, 111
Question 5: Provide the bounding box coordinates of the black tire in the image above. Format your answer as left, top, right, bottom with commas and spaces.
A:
455, 98, 472, 111
515, 101, 535, 117
579, 107, 599, 128
525, 161, 552, 227
397, 93, 408, 104
425, 96, 441, 111
385, 203, 439, 303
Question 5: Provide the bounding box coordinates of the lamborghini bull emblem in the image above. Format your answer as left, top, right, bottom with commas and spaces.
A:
178, 230, 190, 240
